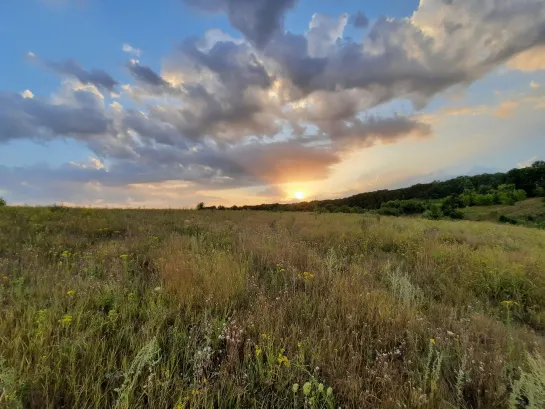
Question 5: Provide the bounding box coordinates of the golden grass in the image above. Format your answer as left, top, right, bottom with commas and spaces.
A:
0, 206, 544, 408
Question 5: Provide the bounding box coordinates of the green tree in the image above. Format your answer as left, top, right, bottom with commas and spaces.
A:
0, 197, 5, 207
196, 202, 205, 210
531, 160, 545, 168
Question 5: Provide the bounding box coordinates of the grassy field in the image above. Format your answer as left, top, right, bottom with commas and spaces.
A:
461, 198, 545, 228
1, 206, 545, 409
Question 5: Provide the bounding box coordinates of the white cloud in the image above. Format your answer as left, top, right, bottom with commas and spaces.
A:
21, 90, 34, 99
530, 81, 541, 88
122, 44, 142, 57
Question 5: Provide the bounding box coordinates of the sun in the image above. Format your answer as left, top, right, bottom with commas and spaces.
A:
294, 191, 305, 200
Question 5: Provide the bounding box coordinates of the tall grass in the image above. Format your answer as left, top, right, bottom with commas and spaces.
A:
0, 206, 544, 408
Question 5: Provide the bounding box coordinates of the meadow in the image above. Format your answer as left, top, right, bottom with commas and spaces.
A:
1, 206, 544, 409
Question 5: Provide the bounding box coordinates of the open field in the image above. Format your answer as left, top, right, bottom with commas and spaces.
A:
1, 206, 545, 409
461, 198, 545, 228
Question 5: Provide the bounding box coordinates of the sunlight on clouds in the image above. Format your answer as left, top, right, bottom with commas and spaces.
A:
509, 46, 545, 72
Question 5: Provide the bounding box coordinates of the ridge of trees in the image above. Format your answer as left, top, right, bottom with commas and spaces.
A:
201, 161, 545, 215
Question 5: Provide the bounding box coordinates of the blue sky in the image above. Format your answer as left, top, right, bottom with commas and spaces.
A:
1, 0, 545, 207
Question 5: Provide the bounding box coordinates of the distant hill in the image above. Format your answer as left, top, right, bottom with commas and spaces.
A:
219, 161, 545, 212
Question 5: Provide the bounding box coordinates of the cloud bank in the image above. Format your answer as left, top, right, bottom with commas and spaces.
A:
3, 0, 545, 205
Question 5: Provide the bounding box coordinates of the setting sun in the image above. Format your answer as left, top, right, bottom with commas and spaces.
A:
294, 191, 305, 200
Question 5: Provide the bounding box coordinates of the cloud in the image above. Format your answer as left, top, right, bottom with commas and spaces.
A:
31, 54, 119, 91
0, 88, 110, 143
351, 11, 369, 29
4, 0, 545, 206
122, 44, 142, 57
182, 0, 297, 48
21, 90, 34, 99
508, 46, 545, 71
70, 157, 106, 170
494, 101, 520, 118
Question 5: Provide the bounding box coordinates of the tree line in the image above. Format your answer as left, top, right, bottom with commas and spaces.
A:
200, 161, 545, 217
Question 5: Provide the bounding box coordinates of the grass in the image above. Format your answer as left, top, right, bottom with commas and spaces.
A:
1, 206, 545, 408
461, 198, 545, 228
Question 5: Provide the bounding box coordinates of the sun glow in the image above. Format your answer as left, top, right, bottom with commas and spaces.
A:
294, 191, 305, 200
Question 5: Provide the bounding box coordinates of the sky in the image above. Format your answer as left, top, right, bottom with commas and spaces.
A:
1, 0, 545, 208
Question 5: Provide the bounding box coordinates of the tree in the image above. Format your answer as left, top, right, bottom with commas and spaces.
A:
0, 197, 5, 207
196, 202, 205, 210
531, 160, 545, 168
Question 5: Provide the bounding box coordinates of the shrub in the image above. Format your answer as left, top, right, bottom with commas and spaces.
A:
499, 215, 518, 225
423, 204, 443, 220
196, 202, 205, 210
0, 197, 5, 207
534, 186, 545, 197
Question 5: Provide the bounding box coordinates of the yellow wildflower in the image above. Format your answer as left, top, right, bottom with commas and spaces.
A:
66, 290, 76, 296
120, 254, 129, 260
255, 345, 263, 358
59, 314, 73, 328
1, 275, 8, 281
277, 353, 290, 367
430, 338, 436, 345
61, 250, 70, 257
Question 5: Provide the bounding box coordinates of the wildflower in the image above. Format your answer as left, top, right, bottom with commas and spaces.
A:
41, 355, 48, 360
326, 387, 333, 397
1, 275, 8, 281
120, 254, 129, 260
297, 342, 303, 348
277, 353, 290, 367
59, 314, 73, 328
501, 300, 518, 308
303, 382, 312, 396
154, 286, 162, 292
66, 290, 76, 296
447, 331, 455, 337
430, 338, 436, 345
292, 383, 299, 393
61, 250, 70, 257
318, 383, 324, 393
255, 345, 263, 358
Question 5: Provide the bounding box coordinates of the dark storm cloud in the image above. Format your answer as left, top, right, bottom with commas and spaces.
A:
182, 0, 298, 48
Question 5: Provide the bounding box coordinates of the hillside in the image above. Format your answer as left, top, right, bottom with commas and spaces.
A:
1, 206, 544, 409
463, 197, 545, 228
226, 161, 545, 213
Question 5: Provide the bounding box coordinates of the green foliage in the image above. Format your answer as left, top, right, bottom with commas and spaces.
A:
0, 197, 6, 207
423, 204, 443, 220
509, 352, 545, 409
238, 160, 545, 212
196, 202, 205, 210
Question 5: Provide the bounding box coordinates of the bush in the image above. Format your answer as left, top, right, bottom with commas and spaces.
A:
423, 204, 443, 220
535, 187, 545, 197
378, 207, 402, 217
0, 197, 5, 207
499, 215, 518, 225
196, 202, 205, 210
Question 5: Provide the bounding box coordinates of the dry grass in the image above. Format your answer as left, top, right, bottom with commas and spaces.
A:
1, 206, 544, 408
